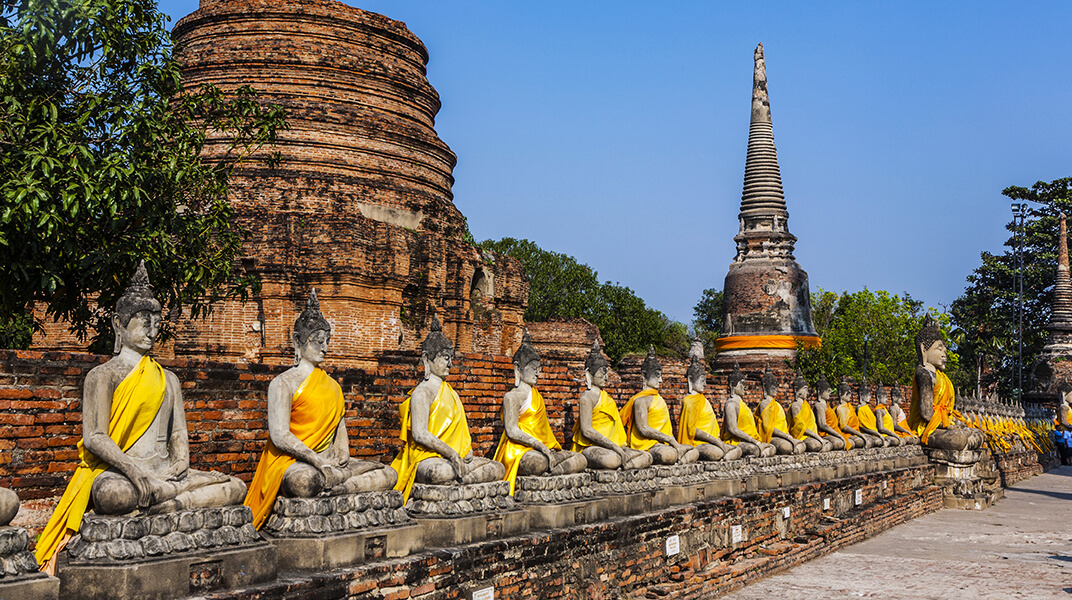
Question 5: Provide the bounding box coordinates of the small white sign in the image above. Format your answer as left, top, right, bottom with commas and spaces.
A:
472, 586, 494, 600
666, 534, 680, 556
882, 480, 888, 490
823, 498, 830, 510
855, 489, 863, 506
731, 524, 743, 544
782, 506, 790, 519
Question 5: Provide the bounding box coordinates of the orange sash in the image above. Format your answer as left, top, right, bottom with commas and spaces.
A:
493, 388, 561, 494
391, 381, 473, 502
620, 389, 672, 451
758, 401, 788, 444
677, 393, 719, 446
721, 399, 760, 445
825, 406, 853, 449
572, 390, 627, 450
789, 401, 817, 441
909, 369, 957, 444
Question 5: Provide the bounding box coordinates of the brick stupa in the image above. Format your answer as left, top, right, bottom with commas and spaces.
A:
1029, 213, 1072, 403
712, 44, 819, 376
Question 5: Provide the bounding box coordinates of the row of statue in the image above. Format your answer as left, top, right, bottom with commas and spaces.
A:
5, 264, 1056, 575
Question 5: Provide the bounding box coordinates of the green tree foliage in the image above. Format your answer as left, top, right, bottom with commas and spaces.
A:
478, 237, 686, 361
691, 288, 722, 357
0, 0, 287, 348
951, 177, 1072, 397
796, 288, 958, 387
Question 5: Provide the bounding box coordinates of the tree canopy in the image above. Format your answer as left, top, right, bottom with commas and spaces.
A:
691, 288, 722, 357
0, 0, 286, 349
478, 237, 687, 362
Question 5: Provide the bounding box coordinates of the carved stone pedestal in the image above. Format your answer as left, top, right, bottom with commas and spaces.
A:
515, 473, 604, 528
652, 464, 708, 505
924, 447, 1003, 510
0, 525, 58, 600
588, 468, 661, 516
407, 481, 528, 547
59, 506, 276, 600
264, 491, 422, 570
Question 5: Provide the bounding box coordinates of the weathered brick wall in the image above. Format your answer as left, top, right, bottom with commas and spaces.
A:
193, 466, 940, 600
992, 448, 1060, 487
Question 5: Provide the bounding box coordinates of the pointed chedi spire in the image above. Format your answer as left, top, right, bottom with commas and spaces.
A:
1049, 213, 1072, 328
740, 42, 787, 222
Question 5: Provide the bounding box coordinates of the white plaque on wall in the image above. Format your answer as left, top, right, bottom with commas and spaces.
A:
855, 489, 863, 506
782, 507, 790, 519
472, 586, 494, 600
823, 498, 830, 510
731, 524, 743, 544
666, 534, 680, 556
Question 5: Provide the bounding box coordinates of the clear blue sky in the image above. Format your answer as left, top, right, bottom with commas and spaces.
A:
161, 1, 1072, 325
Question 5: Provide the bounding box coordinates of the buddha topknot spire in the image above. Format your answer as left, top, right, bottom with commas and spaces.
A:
792, 370, 808, 393
293, 288, 331, 344
512, 330, 540, 367
729, 362, 745, 389
585, 338, 609, 374
115, 260, 161, 325
761, 362, 778, 395
421, 313, 453, 358
686, 339, 706, 382
641, 345, 662, 381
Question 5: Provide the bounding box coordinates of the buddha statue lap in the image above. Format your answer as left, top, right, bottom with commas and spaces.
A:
35, 262, 246, 572
571, 341, 653, 470
856, 381, 898, 447
494, 333, 586, 494
621, 347, 699, 465
834, 379, 871, 449
244, 291, 398, 530
787, 371, 831, 453
756, 365, 805, 455
813, 373, 848, 450
391, 316, 505, 502
907, 316, 984, 451
720, 364, 776, 458
677, 343, 743, 462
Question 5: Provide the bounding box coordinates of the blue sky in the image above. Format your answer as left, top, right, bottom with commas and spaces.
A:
161, 1, 1072, 324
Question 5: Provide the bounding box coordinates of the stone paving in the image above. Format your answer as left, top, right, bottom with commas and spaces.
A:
721, 466, 1072, 600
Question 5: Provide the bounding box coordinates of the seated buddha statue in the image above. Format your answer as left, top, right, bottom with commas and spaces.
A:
493, 333, 586, 494
757, 365, 805, 455
855, 381, 896, 447
36, 262, 246, 571
571, 340, 652, 470
244, 291, 398, 529
1057, 387, 1072, 432
835, 379, 870, 449
813, 373, 849, 450
788, 371, 831, 452
907, 316, 984, 450
391, 315, 505, 501
721, 364, 776, 457
887, 386, 919, 443
677, 342, 743, 461
621, 347, 699, 465
874, 384, 915, 445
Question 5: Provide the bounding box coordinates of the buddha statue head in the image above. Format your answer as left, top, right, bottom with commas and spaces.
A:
513, 331, 540, 386
112, 260, 163, 354
640, 345, 662, 389
761, 363, 778, 399
817, 372, 832, 402
793, 370, 808, 402
686, 341, 705, 394
729, 362, 746, 397
858, 379, 871, 407
421, 314, 454, 380
838, 378, 853, 404
585, 339, 610, 389
891, 384, 904, 405
292, 289, 331, 366
876, 382, 888, 406
916, 315, 947, 371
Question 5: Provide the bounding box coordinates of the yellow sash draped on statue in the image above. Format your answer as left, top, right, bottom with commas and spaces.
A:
571, 390, 627, 450
789, 402, 817, 441
721, 400, 760, 445
245, 368, 344, 529
620, 389, 672, 451
677, 393, 719, 446
36, 355, 167, 568
757, 401, 788, 444
826, 407, 853, 449
493, 388, 561, 494
391, 381, 472, 502
909, 369, 958, 444
837, 404, 861, 431
857, 404, 881, 435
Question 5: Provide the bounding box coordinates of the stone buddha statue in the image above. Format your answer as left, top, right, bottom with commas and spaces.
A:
874, 384, 914, 445
756, 365, 805, 455
887, 386, 918, 442
493, 332, 587, 494
677, 342, 743, 461
834, 379, 870, 449
721, 364, 776, 457
1057, 386, 1072, 431
571, 340, 652, 470
855, 380, 895, 447
244, 290, 398, 529
391, 315, 505, 501
0, 488, 16, 529
907, 316, 984, 450
813, 373, 848, 450
35, 262, 246, 570
621, 347, 699, 465
788, 371, 831, 452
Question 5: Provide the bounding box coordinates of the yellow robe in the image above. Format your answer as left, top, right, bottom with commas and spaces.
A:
571, 390, 627, 450
245, 368, 344, 529
758, 401, 789, 444
909, 369, 958, 444
789, 401, 817, 441
857, 404, 882, 437
721, 399, 760, 445
824, 406, 853, 449
391, 381, 473, 502
837, 403, 861, 432
36, 355, 167, 568
677, 393, 719, 446
620, 389, 672, 451
493, 387, 561, 494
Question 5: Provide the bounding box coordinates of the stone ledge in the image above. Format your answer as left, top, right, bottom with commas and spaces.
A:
0, 573, 59, 600
515, 473, 594, 503
268, 522, 423, 571
264, 491, 410, 537
406, 481, 517, 516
